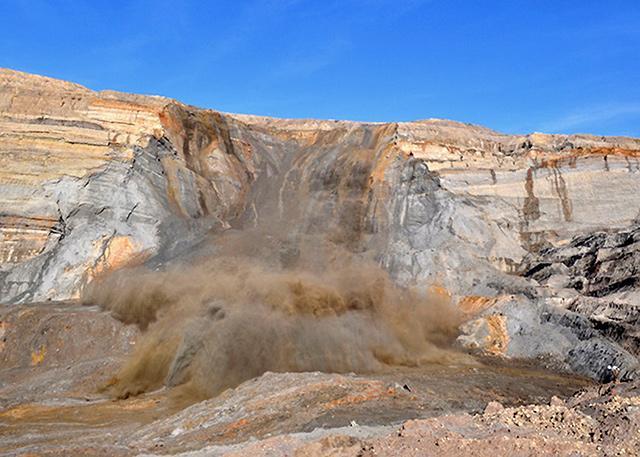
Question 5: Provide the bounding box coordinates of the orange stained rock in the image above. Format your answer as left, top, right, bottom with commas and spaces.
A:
532, 147, 640, 168
458, 296, 498, 315
91, 236, 148, 279
322, 382, 397, 410
222, 418, 250, 438
30, 345, 46, 366
161, 159, 184, 214
428, 284, 452, 301
368, 124, 403, 185
484, 315, 509, 356
0, 403, 54, 419
0, 321, 7, 352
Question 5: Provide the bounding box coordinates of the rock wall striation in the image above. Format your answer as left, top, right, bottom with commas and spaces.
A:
2, 68, 640, 380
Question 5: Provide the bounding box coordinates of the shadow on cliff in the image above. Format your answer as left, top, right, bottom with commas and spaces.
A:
82, 226, 468, 401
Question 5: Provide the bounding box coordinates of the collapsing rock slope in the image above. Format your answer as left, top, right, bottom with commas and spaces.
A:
2, 67, 640, 384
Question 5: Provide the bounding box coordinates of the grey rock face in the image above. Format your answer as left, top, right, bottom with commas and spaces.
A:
458, 295, 639, 382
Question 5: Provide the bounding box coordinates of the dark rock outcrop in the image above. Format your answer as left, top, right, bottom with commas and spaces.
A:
513, 223, 640, 378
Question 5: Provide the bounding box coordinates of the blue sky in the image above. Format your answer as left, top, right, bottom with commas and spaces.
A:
1, 0, 639, 136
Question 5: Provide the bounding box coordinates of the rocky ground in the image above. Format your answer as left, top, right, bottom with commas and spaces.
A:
1, 310, 636, 457
191, 381, 640, 457
0, 300, 622, 456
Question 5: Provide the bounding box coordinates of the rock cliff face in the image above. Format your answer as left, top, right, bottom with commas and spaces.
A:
3, 68, 640, 455
0, 69, 256, 303
2, 68, 640, 383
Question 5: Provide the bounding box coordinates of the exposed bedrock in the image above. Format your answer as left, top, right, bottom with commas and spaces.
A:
508, 223, 640, 380
2, 68, 640, 381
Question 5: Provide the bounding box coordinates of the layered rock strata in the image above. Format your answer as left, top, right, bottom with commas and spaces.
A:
1, 68, 640, 381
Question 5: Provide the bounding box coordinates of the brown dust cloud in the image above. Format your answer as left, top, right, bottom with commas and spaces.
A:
82, 149, 468, 402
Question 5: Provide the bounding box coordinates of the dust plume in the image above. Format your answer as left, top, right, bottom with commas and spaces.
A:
83, 125, 473, 401
83, 229, 467, 401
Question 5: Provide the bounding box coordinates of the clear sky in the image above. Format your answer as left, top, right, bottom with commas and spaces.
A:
1, 1, 639, 136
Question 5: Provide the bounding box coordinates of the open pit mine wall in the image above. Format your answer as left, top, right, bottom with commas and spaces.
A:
2, 67, 640, 303
2, 68, 640, 381
0, 69, 263, 303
